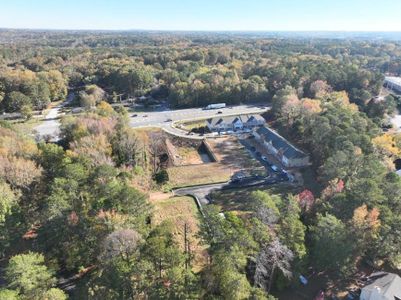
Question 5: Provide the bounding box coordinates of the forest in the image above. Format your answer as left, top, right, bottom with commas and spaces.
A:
1, 30, 401, 115
1, 30, 401, 299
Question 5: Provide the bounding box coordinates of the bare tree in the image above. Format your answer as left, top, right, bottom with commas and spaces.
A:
113, 129, 142, 167
100, 229, 142, 263
148, 132, 166, 174
254, 205, 280, 225
254, 239, 294, 294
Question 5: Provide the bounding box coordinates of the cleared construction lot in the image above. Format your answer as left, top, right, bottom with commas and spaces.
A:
167, 136, 265, 188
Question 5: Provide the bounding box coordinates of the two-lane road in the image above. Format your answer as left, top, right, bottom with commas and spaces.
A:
33, 93, 75, 139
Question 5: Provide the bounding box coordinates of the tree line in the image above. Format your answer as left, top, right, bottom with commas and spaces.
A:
2, 30, 400, 115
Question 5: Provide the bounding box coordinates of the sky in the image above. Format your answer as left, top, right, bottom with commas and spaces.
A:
1, 0, 401, 31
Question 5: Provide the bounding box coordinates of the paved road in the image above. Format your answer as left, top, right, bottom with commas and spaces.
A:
391, 113, 401, 131
173, 176, 283, 206
130, 104, 268, 139
33, 93, 74, 139
129, 104, 268, 128
174, 182, 228, 205
34, 103, 269, 139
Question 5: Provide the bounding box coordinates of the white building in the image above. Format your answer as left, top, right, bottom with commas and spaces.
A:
384, 76, 401, 93
207, 114, 265, 132
253, 126, 310, 168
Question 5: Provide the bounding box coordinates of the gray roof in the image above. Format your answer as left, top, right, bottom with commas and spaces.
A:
207, 114, 265, 127
241, 114, 266, 123
256, 126, 307, 159
362, 272, 401, 300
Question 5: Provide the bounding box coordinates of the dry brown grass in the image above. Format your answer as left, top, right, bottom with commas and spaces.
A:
132, 127, 163, 144
167, 163, 232, 188
150, 196, 208, 272
177, 146, 204, 165
179, 120, 207, 131
206, 136, 262, 171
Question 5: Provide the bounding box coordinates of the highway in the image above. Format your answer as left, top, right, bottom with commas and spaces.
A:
129, 104, 268, 128
130, 104, 268, 138
34, 103, 269, 139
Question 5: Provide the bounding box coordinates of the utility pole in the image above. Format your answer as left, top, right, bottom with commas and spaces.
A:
184, 222, 188, 270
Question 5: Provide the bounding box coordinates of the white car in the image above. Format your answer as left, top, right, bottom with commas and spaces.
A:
271, 165, 279, 172
261, 156, 268, 162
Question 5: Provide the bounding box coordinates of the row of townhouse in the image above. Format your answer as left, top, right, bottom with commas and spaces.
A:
206, 114, 266, 132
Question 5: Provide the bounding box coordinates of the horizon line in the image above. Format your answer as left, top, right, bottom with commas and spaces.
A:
1, 27, 401, 33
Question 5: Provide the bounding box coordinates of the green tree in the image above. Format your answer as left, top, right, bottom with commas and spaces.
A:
5, 252, 57, 299
43, 288, 68, 300
278, 196, 306, 259
0, 181, 17, 224
4, 91, 31, 112
310, 214, 354, 273
20, 105, 33, 120
0, 289, 20, 300
143, 222, 184, 279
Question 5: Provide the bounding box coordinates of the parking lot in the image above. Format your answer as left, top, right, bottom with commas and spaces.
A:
238, 134, 292, 183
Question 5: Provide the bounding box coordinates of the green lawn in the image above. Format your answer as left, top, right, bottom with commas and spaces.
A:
210, 184, 301, 212
167, 163, 232, 188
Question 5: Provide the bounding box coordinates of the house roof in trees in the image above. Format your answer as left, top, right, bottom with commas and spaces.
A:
361, 272, 401, 300
256, 126, 307, 159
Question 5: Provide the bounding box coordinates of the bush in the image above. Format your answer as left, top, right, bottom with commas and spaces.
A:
154, 169, 169, 184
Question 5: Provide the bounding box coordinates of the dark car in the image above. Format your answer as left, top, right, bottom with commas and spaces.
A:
132, 114, 138, 117
165, 118, 172, 122
278, 173, 289, 182
255, 151, 261, 157
250, 146, 256, 152
143, 114, 148, 117
217, 111, 223, 114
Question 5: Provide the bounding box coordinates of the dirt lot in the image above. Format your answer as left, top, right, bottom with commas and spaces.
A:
168, 163, 231, 188
176, 146, 205, 165
206, 136, 263, 172
150, 196, 208, 272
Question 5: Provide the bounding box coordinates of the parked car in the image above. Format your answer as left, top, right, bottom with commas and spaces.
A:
143, 114, 148, 117
255, 151, 261, 157
271, 164, 279, 172
261, 156, 268, 162
217, 111, 223, 114
165, 118, 172, 122
278, 173, 289, 182
132, 114, 138, 117
250, 146, 256, 152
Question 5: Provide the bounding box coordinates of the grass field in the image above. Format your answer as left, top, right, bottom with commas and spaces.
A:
150, 196, 208, 272
210, 184, 301, 213
11, 118, 42, 136
178, 120, 207, 131
167, 163, 232, 188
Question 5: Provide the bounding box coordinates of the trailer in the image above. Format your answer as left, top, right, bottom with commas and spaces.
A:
204, 103, 226, 110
